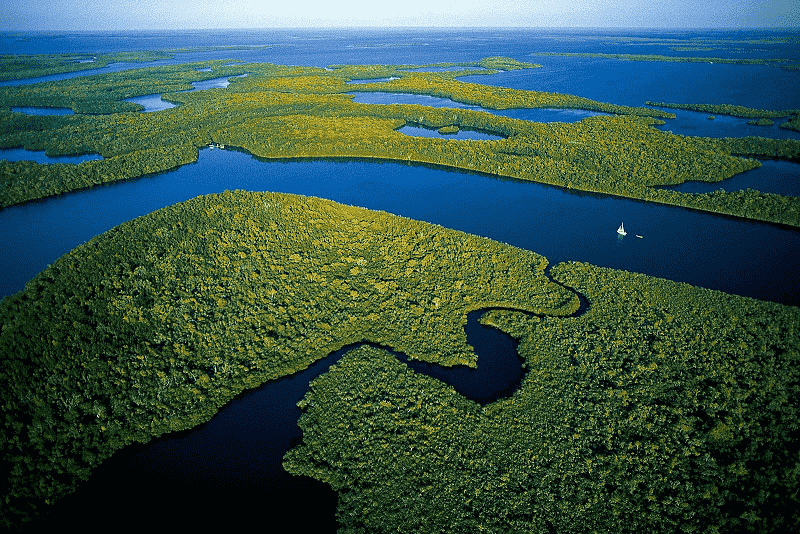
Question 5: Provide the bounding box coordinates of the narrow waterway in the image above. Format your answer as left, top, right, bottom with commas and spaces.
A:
7, 148, 798, 530
3, 149, 798, 305
26, 304, 558, 530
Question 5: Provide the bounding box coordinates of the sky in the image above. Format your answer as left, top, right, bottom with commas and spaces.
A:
0, 0, 797, 30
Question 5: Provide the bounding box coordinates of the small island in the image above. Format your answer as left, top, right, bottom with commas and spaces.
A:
1, 50, 799, 533
1, 56, 799, 226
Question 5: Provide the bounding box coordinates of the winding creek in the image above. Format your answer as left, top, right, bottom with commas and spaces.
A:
8, 145, 800, 530
3, 54, 800, 529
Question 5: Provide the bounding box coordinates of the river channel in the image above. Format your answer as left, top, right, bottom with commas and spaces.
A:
4, 58, 800, 530
7, 145, 800, 530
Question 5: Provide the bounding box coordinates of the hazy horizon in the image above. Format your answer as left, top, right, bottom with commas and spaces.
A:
1, 0, 797, 32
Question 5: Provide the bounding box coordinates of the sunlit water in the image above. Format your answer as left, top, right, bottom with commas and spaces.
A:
3, 28, 799, 531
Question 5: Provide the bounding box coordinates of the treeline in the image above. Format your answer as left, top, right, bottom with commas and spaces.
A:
0, 60, 251, 114
536, 52, 787, 67
0, 145, 198, 203
715, 136, 800, 161
0, 47, 275, 82
285, 261, 800, 533
645, 101, 795, 119
347, 72, 676, 117
1, 57, 798, 226
646, 101, 800, 132
0, 51, 173, 82
0, 190, 578, 528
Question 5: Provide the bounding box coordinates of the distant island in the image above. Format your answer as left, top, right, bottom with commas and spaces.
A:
1, 54, 799, 226
1, 50, 799, 532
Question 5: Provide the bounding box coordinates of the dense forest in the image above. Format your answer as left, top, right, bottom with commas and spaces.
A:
534, 51, 800, 72
1, 51, 799, 532
0, 190, 578, 528
1, 56, 799, 225
1, 191, 797, 532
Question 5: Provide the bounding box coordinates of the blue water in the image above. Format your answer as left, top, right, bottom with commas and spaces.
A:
3, 28, 800, 531
654, 108, 800, 139
10, 106, 73, 115
662, 159, 800, 197
3, 148, 797, 305
350, 91, 485, 110
122, 74, 247, 111
0, 147, 103, 164
397, 125, 503, 140
122, 93, 177, 112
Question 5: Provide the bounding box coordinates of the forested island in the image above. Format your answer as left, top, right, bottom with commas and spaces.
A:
1, 51, 799, 532
1, 190, 797, 532
1, 55, 799, 225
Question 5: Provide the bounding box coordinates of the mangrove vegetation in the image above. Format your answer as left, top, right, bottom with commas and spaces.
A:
1, 191, 796, 531
286, 262, 799, 533
0, 190, 578, 528
1, 56, 799, 225
646, 100, 800, 132
534, 52, 800, 71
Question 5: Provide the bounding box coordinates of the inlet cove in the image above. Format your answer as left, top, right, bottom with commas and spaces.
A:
2, 56, 799, 225
1, 34, 799, 534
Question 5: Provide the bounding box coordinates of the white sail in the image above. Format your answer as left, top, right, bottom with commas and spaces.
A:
617, 222, 626, 236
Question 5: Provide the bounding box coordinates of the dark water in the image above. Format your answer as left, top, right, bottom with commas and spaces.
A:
3, 148, 798, 305
27, 310, 521, 531
0, 147, 103, 164
661, 159, 800, 197
3, 28, 799, 530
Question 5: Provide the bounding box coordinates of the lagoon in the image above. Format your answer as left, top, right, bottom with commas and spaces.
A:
0, 147, 103, 164
123, 73, 248, 112
4, 28, 800, 531
2, 148, 798, 306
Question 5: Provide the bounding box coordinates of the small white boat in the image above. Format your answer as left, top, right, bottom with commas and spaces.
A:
617, 222, 627, 236
636, 235, 643, 239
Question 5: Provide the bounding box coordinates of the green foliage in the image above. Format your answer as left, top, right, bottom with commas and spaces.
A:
347, 71, 675, 117
716, 136, 800, 161
477, 56, 542, 70
0, 190, 577, 528
286, 262, 800, 533
645, 101, 797, 120
537, 52, 791, 68
0, 47, 273, 82
780, 114, 800, 132
0, 51, 173, 81
1, 56, 798, 227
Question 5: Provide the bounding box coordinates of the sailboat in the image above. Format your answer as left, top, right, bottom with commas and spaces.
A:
617, 222, 627, 236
